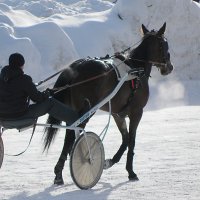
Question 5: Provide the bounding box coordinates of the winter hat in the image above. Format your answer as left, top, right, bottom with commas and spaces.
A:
9, 53, 25, 68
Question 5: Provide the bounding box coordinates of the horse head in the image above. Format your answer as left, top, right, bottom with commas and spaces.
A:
141, 22, 173, 76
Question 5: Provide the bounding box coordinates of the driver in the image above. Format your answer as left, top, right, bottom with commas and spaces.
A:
0, 53, 81, 125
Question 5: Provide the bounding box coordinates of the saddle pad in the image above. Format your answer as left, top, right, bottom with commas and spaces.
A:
105, 58, 138, 81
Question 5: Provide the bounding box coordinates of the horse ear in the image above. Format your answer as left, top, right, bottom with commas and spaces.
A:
141, 24, 149, 35
157, 22, 166, 36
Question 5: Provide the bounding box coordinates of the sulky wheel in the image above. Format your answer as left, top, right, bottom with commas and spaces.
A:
0, 135, 4, 168
70, 131, 105, 190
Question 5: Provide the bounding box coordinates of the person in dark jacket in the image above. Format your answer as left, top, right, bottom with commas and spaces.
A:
0, 53, 80, 125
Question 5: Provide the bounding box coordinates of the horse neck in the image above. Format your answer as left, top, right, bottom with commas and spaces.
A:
129, 42, 152, 79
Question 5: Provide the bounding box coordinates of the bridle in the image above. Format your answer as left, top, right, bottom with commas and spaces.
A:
148, 34, 171, 69
129, 32, 170, 68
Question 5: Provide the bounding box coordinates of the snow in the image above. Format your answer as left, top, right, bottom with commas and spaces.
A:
0, 0, 200, 199
1, 0, 200, 107
1, 107, 200, 199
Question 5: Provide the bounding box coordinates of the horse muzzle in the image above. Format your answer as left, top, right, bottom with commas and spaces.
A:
159, 61, 173, 75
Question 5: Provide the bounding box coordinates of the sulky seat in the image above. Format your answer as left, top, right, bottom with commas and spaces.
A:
0, 118, 37, 130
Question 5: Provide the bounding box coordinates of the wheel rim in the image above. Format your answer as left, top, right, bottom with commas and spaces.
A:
0, 135, 4, 168
70, 132, 104, 189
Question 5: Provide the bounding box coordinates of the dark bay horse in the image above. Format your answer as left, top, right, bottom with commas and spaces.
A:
43, 23, 173, 185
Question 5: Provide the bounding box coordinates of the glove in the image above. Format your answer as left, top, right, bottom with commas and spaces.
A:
44, 88, 54, 97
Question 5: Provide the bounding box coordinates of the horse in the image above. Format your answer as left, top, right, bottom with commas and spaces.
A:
43, 23, 173, 185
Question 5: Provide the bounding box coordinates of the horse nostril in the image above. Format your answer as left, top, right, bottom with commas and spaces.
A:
170, 63, 174, 71
167, 61, 173, 71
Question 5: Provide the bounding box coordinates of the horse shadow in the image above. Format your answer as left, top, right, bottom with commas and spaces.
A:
9, 180, 130, 200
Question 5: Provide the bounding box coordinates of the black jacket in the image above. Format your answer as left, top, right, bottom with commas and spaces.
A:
0, 65, 47, 119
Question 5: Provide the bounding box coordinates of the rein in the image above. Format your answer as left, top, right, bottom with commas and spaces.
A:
34, 39, 143, 88
52, 68, 114, 94
35, 68, 65, 86
36, 33, 167, 92
111, 36, 168, 68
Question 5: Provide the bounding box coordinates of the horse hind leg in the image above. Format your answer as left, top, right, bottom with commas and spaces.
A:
104, 114, 129, 169
54, 130, 75, 185
54, 100, 91, 185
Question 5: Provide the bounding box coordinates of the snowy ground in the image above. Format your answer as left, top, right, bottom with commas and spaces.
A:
0, 0, 200, 199
1, 106, 200, 200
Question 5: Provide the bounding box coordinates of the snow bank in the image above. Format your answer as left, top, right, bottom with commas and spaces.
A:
0, 0, 200, 108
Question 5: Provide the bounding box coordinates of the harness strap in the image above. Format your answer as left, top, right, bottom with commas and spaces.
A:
35, 69, 65, 86
131, 78, 140, 90
5, 122, 37, 157
52, 57, 137, 94
53, 68, 114, 94
131, 79, 135, 89
116, 78, 140, 118
107, 58, 137, 81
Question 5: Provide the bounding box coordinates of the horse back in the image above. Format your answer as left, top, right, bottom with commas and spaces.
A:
54, 58, 149, 115
54, 58, 117, 110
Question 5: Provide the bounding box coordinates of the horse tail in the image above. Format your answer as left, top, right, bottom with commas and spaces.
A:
43, 68, 73, 151
43, 114, 61, 151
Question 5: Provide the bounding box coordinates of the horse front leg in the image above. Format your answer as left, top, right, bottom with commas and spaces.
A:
126, 109, 143, 181
54, 130, 75, 185
104, 114, 129, 169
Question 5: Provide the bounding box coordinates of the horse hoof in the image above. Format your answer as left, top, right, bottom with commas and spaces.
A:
54, 171, 64, 185
128, 174, 139, 181
54, 178, 64, 185
104, 159, 114, 170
